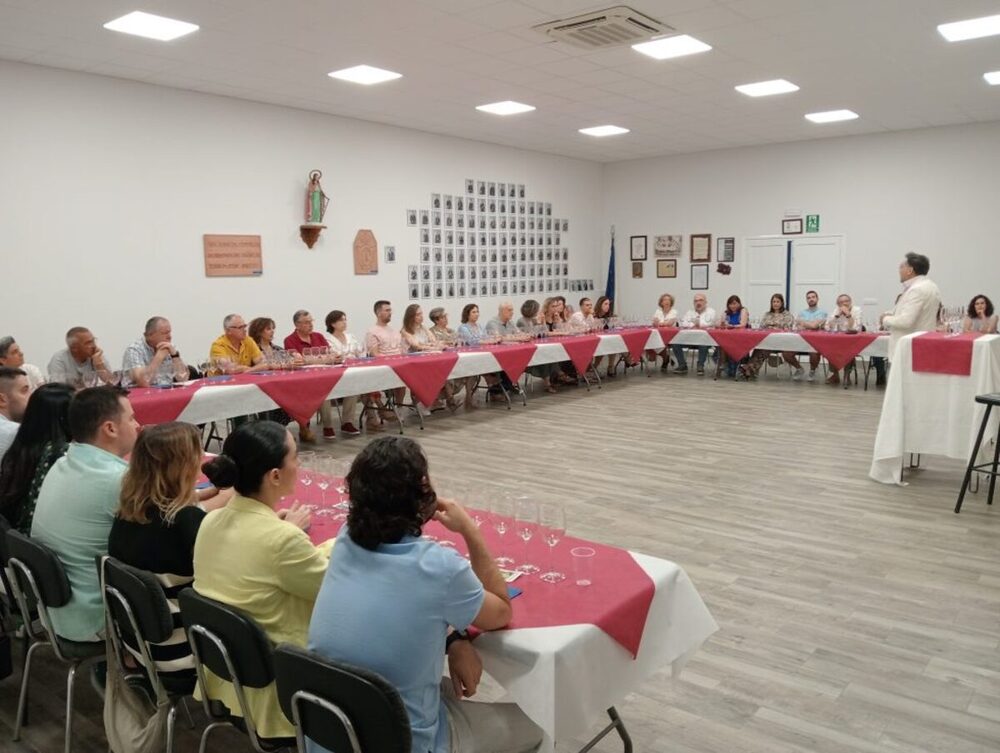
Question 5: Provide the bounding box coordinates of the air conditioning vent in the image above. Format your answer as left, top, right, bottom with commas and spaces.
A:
534, 6, 674, 50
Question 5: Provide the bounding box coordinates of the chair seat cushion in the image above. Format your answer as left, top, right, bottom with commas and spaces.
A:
55, 636, 105, 660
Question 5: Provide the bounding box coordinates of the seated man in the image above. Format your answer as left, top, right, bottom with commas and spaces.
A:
824, 294, 864, 385
210, 313, 266, 373
568, 297, 596, 329
308, 436, 543, 753
484, 302, 522, 393
790, 291, 827, 381
365, 300, 407, 415
283, 310, 337, 441
30, 386, 139, 641
671, 294, 717, 375
0, 336, 45, 389
121, 316, 189, 388
0, 367, 31, 464
48, 327, 112, 388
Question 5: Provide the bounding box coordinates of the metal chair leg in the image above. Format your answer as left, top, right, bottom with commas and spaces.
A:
64, 663, 77, 753
987, 433, 1000, 505
198, 721, 230, 753
577, 707, 632, 753
956, 404, 992, 513
181, 696, 195, 728
13, 639, 43, 739
166, 704, 178, 753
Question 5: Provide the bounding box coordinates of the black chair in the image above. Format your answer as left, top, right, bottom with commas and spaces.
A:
5, 529, 105, 753
178, 588, 293, 753
101, 556, 196, 753
273, 643, 410, 753
955, 393, 1000, 513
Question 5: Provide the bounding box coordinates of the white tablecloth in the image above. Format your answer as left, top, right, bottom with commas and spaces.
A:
664, 329, 888, 358
869, 333, 1000, 484
474, 552, 718, 750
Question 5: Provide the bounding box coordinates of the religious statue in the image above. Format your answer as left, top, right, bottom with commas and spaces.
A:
299, 169, 329, 248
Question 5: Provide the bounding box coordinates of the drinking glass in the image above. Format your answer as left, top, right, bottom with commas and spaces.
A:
514, 497, 540, 574
539, 501, 567, 583
315, 457, 332, 507
328, 457, 352, 519
489, 493, 515, 568
570, 546, 595, 586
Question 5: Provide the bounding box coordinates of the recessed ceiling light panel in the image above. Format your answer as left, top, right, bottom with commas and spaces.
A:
476, 101, 536, 115
938, 14, 1000, 42
804, 109, 859, 124
631, 34, 711, 60
327, 65, 402, 85
579, 125, 630, 137
735, 79, 799, 97
985, 70, 1000, 85
103, 11, 199, 41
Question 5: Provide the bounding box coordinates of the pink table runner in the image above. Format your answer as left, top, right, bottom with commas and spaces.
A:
617, 328, 654, 362
798, 331, 880, 370
281, 477, 655, 658
657, 327, 681, 348
549, 335, 601, 374
481, 343, 538, 383
911, 332, 981, 376
249, 369, 346, 424
128, 387, 200, 425
383, 352, 460, 407
705, 328, 769, 361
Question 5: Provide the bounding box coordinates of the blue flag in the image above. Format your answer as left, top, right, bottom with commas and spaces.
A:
605, 231, 616, 303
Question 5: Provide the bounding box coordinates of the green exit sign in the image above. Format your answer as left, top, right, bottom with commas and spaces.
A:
806, 215, 820, 233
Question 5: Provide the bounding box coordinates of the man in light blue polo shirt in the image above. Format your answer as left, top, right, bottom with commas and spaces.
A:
793, 290, 828, 381
31, 386, 139, 641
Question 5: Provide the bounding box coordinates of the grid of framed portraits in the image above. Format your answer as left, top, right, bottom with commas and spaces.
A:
407, 180, 571, 300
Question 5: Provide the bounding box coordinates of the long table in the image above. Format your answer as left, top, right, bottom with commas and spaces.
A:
129, 329, 890, 426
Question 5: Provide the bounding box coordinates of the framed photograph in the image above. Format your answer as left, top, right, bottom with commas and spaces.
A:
477, 181, 486, 196
409, 284, 419, 300
782, 218, 803, 235
655, 235, 682, 257
446, 283, 455, 298
657, 259, 677, 278
433, 230, 442, 245
420, 247, 430, 263
518, 184, 526, 198
562, 219, 569, 232
406, 210, 417, 226
717, 237, 735, 262
422, 282, 431, 298
458, 282, 466, 297
630, 235, 648, 261
465, 179, 475, 195
420, 210, 429, 226
384, 245, 396, 264
690, 234, 711, 262
632, 261, 643, 279
488, 182, 496, 197
691, 263, 709, 290
408, 265, 418, 282
455, 197, 464, 212
444, 195, 453, 211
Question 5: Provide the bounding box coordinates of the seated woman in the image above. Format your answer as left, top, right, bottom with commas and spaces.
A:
247, 317, 296, 426
108, 422, 231, 678
401, 304, 449, 413
516, 300, 558, 394
718, 295, 749, 378
0, 383, 74, 534
428, 308, 477, 409
648, 293, 679, 370
963, 294, 998, 333
308, 436, 543, 753
541, 298, 576, 384
322, 310, 366, 435
746, 293, 798, 378
194, 421, 326, 740
456, 304, 502, 403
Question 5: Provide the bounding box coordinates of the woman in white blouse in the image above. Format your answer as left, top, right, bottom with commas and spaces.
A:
323, 310, 365, 435
648, 293, 679, 371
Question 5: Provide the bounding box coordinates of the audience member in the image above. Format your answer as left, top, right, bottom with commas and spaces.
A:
108, 422, 231, 677
457, 303, 488, 344
0, 383, 73, 534
121, 316, 188, 388
402, 305, 444, 415
569, 298, 596, 329
0, 336, 45, 389
429, 308, 479, 408
308, 436, 543, 753
31, 386, 139, 641
747, 294, 798, 378
593, 296, 613, 328
824, 294, 864, 385
209, 313, 266, 372
249, 317, 300, 365
428, 308, 457, 345
284, 310, 337, 441
195, 421, 326, 740
323, 310, 363, 435
672, 294, 717, 376
365, 300, 407, 418
880, 253, 942, 359
47, 327, 112, 388
963, 294, 998, 334
483, 303, 521, 394
792, 291, 827, 381
649, 294, 679, 370
516, 300, 559, 394
0, 367, 31, 464
718, 295, 749, 378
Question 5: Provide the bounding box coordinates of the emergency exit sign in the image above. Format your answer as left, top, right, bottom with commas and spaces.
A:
806, 215, 820, 233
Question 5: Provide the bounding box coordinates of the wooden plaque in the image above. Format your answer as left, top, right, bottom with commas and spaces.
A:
203, 234, 263, 277
353, 229, 378, 275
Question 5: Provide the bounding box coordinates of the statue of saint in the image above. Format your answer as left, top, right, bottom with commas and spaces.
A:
305, 170, 329, 224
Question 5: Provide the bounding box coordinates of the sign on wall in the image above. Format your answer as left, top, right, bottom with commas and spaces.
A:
203, 234, 263, 277
806, 214, 820, 233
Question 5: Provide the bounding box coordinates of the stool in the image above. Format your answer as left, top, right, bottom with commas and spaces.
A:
954, 393, 1000, 513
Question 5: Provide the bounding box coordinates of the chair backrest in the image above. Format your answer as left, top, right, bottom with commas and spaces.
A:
273, 644, 411, 753
6, 529, 71, 608
103, 557, 174, 646
177, 587, 274, 688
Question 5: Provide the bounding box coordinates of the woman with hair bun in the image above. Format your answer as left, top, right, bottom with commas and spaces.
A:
193, 420, 329, 740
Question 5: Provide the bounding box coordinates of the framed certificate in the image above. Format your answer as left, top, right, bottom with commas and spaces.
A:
691, 263, 709, 290
656, 259, 677, 278
717, 237, 735, 262
690, 234, 711, 262
630, 235, 647, 261
782, 218, 803, 235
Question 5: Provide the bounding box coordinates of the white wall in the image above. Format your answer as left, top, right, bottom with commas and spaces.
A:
602, 122, 1000, 320
0, 61, 604, 368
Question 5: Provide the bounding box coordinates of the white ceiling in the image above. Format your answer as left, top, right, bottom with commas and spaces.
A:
3, 0, 1000, 162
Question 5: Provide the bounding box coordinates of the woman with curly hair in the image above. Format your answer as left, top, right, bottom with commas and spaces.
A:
308, 436, 543, 753
963, 294, 998, 333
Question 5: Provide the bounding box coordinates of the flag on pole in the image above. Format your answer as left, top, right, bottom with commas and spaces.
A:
605, 228, 616, 303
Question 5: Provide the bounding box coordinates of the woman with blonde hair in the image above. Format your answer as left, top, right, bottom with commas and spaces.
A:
108, 422, 231, 676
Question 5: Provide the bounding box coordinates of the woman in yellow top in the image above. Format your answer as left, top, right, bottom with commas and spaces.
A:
194, 420, 329, 739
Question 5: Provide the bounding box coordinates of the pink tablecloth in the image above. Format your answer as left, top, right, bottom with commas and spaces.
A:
705, 328, 769, 361
481, 343, 538, 383
911, 332, 981, 376
128, 387, 200, 425
617, 328, 653, 362
549, 335, 601, 373
798, 331, 880, 370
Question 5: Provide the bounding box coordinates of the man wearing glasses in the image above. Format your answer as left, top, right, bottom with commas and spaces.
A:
209, 313, 266, 373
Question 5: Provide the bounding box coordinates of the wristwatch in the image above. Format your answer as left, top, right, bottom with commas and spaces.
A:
446, 630, 470, 651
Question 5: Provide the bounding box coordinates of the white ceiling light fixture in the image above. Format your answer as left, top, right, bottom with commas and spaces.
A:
805, 109, 859, 124
937, 14, 1000, 42
985, 71, 1000, 85
735, 79, 799, 97
631, 34, 711, 60
103, 11, 199, 41
476, 101, 536, 116
579, 125, 630, 137
327, 65, 402, 85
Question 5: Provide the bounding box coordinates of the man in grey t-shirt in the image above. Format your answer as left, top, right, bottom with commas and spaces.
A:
47, 327, 111, 389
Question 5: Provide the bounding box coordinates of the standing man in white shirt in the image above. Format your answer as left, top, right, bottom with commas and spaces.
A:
672, 294, 717, 375
824, 294, 864, 385
880, 253, 942, 360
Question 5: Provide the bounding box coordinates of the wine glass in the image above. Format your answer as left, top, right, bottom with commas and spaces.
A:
328, 457, 352, 520
489, 492, 515, 568
539, 501, 567, 583
514, 497, 540, 574
315, 457, 332, 507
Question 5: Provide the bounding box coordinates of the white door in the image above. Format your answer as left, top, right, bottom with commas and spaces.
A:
789, 236, 845, 316
745, 237, 788, 319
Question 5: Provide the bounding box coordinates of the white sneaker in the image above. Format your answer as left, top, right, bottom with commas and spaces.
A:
807, 370, 816, 382
792, 367, 805, 381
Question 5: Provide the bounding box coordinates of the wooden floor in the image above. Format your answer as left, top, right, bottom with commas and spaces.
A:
2, 368, 998, 752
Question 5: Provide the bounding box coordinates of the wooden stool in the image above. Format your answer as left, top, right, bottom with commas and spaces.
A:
954, 393, 1000, 513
